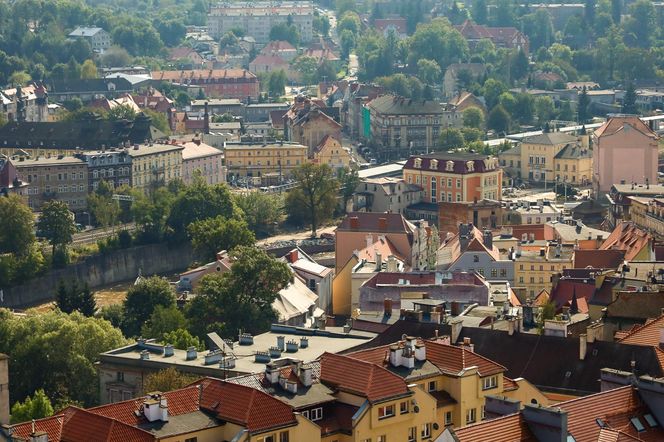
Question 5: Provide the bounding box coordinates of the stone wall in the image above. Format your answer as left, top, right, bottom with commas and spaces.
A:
1, 243, 193, 309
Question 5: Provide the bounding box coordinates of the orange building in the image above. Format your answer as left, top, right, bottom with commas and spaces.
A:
403, 152, 502, 204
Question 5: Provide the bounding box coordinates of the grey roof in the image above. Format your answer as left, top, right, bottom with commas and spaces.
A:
554, 143, 591, 159
15, 156, 86, 166
139, 411, 220, 437
611, 183, 664, 196
521, 132, 578, 145
68, 27, 106, 37
367, 95, 444, 115
125, 143, 184, 157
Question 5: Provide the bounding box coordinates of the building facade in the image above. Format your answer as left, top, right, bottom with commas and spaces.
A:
208, 1, 314, 43
592, 116, 659, 195
78, 150, 132, 191
151, 69, 260, 100
403, 152, 502, 203
15, 156, 88, 212
127, 144, 184, 193
311, 135, 351, 169
353, 177, 423, 214
181, 140, 225, 185
68, 27, 112, 53
224, 141, 307, 182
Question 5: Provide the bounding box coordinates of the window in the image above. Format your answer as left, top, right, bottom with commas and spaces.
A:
378, 404, 395, 419
421, 423, 431, 439
408, 427, 417, 441
466, 408, 477, 424
428, 381, 437, 392
456, 193, 462, 202
456, 178, 461, 188
447, 178, 452, 187
445, 411, 453, 425
400, 401, 409, 414
631, 417, 645, 432
302, 410, 309, 419
116, 372, 124, 382
310, 407, 323, 421
500, 269, 507, 277
473, 255, 479, 262
279, 432, 289, 442
482, 376, 498, 390
491, 269, 498, 278
377, 436, 386, 442
184, 438, 198, 442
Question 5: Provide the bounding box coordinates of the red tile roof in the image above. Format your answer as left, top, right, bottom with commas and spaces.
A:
10, 415, 65, 442
337, 212, 414, 234
151, 69, 256, 81
452, 413, 537, 442
261, 40, 296, 53
600, 222, 652, 261
503, 377, 519, 391
319, 352, 410, 403
593, 116, 658, 139
573, 249, 626, 269
549, 280, 597, 312
197, 378, 297, 432
61, 407, 155, 442
373, 18, 407, 34
617, 313, 664, 347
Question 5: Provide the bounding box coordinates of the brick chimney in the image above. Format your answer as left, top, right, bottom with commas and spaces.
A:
378, 217, 387, 231
349, 216, 359, 230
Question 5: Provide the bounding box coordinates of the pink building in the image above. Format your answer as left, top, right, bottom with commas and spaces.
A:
181, 140, 225, 185
592, 116, 659, 195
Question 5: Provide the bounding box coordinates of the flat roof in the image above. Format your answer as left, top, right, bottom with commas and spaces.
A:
15, 156, 85, 166
358, 161, 406, 179
126, 143, 184, 157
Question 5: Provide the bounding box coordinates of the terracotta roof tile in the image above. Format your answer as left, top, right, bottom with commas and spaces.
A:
503, 377, 519, 391
452, 413, 537, 442
618, 314, 664, 347
574, 249, 626, 269
594, 116, 658, 139
10, 415, 64, 441
337, 212, 415, 234
197, 378, 297, 432
61, 407, 155, 442
600, 222, 652, 261
319, 352, 410, 402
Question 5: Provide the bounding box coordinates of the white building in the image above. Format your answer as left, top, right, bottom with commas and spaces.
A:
68, 27, 112, 53
207, 1, 314, 43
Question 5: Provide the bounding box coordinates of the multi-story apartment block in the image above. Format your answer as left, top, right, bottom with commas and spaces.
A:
353, 177, 423, 214
0, 84, 49, 123
592, 116, 659, 195
127, 143, 184, 193
403, 152, 502, 203
151, 69, 260, 101
499, 131, 592, 186
365, 95, 445, 161
181, 140, 225, 185
224, 141, 307, 182
77, 149, 133, 191
68, 27, 112, 53
15, 156, 88, 212
207, 1, 314, 43
512, 241, 575, 298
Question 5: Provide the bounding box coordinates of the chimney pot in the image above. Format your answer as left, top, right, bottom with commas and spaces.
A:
579, 333, 587, 360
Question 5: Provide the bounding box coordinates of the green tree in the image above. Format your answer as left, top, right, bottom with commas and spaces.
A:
624, 0, 655, 48
100, 46, 131, 67
187, 216, 255, 262
212, 113, 235, 123
233, 192, 284, 236
0, 195, 35, 256
417, 58, 442, 85
8, 70, 31, 86
338, 11, 361, 35
336, 0, 357, 18
143, 108, 171, 135
481, 78, 507, 109
78, 282, 96, 317
487, 104, 511, 133
472, 0, 488, 24
123, 276, 176, 337
285, 163, 339, 236
268, 70, 287, 97
0, 309, 127, 407
55, 280, 96, 316
37, 200, 76, 255
578, 86, 591, 123
87, 180, 120, 228
186, 247, 292, 339
141, 305, 188, 341
340, 29, 356, 60
162, 328, 204, 350
269, 23, 300, 46
438, 128, 466, 149
313, 14, 331, 37
143, 367, 197, 394
462, 107, 484, 129
317, 60, 337, 83
10, 389, 54, 424
80, 59, 97, 79
337, 167, 360, 213
534, 96, 555, 125
108, 104, 137, 121
622, 82, 637, 114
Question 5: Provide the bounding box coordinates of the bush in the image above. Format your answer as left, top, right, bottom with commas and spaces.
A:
118, 230, 133, 249
51, 247, 70, 269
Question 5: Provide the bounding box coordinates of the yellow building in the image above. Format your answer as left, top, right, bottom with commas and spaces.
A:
348, 336, 549, 431
499, 132, 592, 186
127, 143, 184, 193
224, 141, 308, 183
512, 242, 575, 298
313, 135, 353, 169
627, 196, 664, 238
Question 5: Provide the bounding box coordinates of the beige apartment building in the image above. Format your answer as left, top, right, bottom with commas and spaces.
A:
127, 143, 184, 193
15, 156, 88, 212
225, 141, 308, 183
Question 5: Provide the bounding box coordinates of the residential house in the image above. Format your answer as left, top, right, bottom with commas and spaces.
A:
15, 156, 88, 212
439, 373, 664, 442
436, 223, 515, 284
89, 93, 142, 114
503, 200, 562, 225
68, 27, 112, 53
373, 17, 408, 39
599, 221, 654, 261
353, 177, 422, 214
0, 155, 28, 198
455, 20, 529, 53
498, 131, 592, 185
284, 102, 342, 157
403, 152, 502, 203
151, 69, 260, 100
512, 241, 575, 298
592, 116, 659, 195
627, 196, 664, 237
224, 141, 308, 183
283, 247, 333, 313
606, 182, 664, 229
126, 143, 184, 193
545, 219, 610, 247
302, 38, 341, 69
447, 91, 487, 120
0, 84, 49, 123
442, 64, 487, 99
47, 78, 133, 102
438, 199, 502, 236
311, 135, 352, 169
77, 149, 133, 191
260, 40, 298, 61
181, 139, 225, 185
349, 336, 548, 431
244, 102, 290, 122
249, 54, 299, 82
343, 82, 384, 139
168, 46, 206, 67
97, 326, 376, 403
190, 98, 243, 116
365, 95, 445, 160
207, 1, 313, 43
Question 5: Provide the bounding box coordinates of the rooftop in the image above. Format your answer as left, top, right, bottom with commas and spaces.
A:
181, 141, 222, 160
366, 94, 444, 115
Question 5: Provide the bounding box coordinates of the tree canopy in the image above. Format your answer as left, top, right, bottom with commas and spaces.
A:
285, 163, 339, 237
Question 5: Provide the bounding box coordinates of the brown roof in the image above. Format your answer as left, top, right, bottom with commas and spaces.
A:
10, 415, 65, 441
618, 314, 664, 347
61, 407, 155, 442
337, 212, 415, 234
314, 134, 341, 155
573, 249, 626, 269
451, 413, 537, 442
599, 222, 652, 261
373, 18, 407, 34
593, 116, 658, 139
355, 236, 407, 264
319, 352, 410, 402
261, 40, 296, 53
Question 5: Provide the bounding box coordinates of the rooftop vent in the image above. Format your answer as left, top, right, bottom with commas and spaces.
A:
142, 393, 168, 422
269, 346, 282, 358
286, 340, 299, 353
239, 333, 254, 346
204, 349, 223, 365
255, 351, 271, 363
186, 346, 197, 361
219, 356, 235, 369
300, 337, 309, 348
164, 344, 174, 357
140, 350, 150, 360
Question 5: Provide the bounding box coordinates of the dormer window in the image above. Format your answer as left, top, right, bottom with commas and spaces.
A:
414, 158, 422, 169
467, 161, 475, 172
446, 160, 454, 171
430, 159, 438, 170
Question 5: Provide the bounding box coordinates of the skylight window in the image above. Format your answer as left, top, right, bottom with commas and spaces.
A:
631, 417, 645, 432
644, 414, 658, 428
